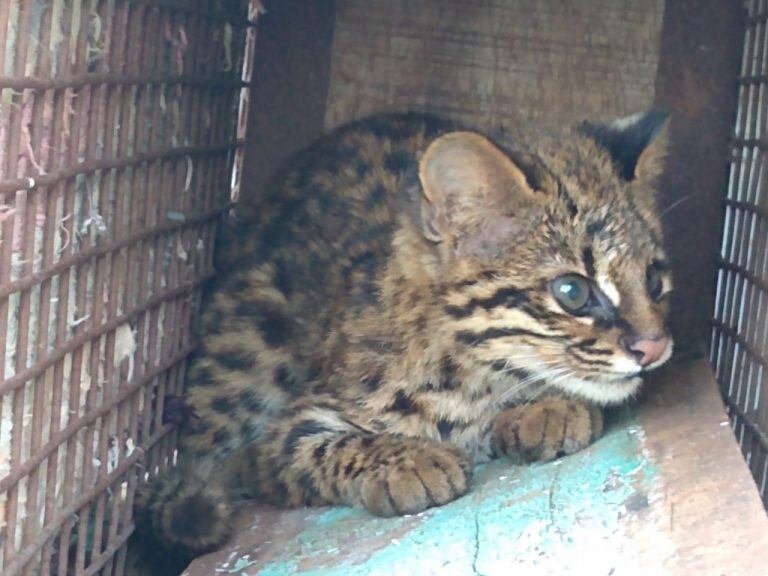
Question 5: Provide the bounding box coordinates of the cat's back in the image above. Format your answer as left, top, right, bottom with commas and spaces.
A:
229, 113, 454, 308
203, 113, 456, 361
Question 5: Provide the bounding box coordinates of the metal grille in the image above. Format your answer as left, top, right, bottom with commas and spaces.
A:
712, 0, 768, 507
0, 1, 257, 574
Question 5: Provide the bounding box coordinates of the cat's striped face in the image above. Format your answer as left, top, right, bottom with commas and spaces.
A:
420, 110, 673, 405
446, 201, 673, 405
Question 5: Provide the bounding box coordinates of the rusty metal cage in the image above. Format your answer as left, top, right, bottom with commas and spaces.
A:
712, 0, 768, 507
0, 1, 258, 574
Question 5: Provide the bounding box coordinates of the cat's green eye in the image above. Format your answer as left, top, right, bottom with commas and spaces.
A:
646, 265, 663, 301
551, 274, 592, 312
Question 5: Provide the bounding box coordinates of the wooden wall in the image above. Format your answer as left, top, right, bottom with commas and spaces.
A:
325, 0, 664, 129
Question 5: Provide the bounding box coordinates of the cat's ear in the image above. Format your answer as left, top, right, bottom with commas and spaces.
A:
417, 132, 539, 253
579, 109, 670, 182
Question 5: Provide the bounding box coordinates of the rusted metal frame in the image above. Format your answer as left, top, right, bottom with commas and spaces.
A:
82, 523, 134, 576
129, 0, 256, 28
150, 5, 189, 476
721, 15, 763, 370
734, 18, 768, 353
155, 1, 208, 474
723, 394, 768, 456
231, 0, 260, 202
163, 0, 216, 454
0, 0, 13, 525
164, 9, 197, 397
736, 70, 768, 85
0, 271, 213, 399
748, 10, 768, 25
729, 136, 768, 150
102, 8, 161, 573
712, 256, 768, 359
0, 2, 253, 573
3, 0, 36, 567
712, 318, 768, 374
141, 2, 186, 480
38, 73, 70, 573
20, 3, 57, 573
0, 202, 232, 301
114, 9, 170, 552
74, 5, 117, 569
3, 422, 174, 576
155, 0, 208, 474
0, 341, 197, 497
725, 16, 766, 387
101, 13, 156, 572
0, 72, 247, 91
0, 140, 244, 195
95, 3, 136, 557
723, 197, 768, 223
718, 202, 763, 393
80, 3, 126, 566
729, 152, 767, 415
175, 9, 221, 410
55, 2, 98, 571
46, 2, 81, 573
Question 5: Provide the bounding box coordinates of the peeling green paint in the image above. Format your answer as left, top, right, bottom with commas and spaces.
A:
235, 413, 655, 576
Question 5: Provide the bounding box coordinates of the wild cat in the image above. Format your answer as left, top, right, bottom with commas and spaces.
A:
134, 109, 672, 572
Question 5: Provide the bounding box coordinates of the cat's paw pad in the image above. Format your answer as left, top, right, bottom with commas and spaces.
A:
360, 442, 472, 516
493, 397, 603, 462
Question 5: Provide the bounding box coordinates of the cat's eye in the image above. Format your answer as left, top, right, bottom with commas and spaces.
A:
646, 265, 663, 301
551, 274, 592, 312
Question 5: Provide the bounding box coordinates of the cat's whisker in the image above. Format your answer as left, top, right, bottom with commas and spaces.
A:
495, 358, 561, 374
516, 369, 578, 405
497, 366, 570, 404
660, 192, 697, 219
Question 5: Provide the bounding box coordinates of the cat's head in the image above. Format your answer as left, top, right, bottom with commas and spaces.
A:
417, 110, 672, 405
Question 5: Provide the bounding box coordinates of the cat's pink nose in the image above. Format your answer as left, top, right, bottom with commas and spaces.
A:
621, 335, 670, 367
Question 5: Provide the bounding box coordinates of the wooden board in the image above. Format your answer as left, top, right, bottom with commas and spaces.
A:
184, 359, 768, 576
324, 0, 665, 130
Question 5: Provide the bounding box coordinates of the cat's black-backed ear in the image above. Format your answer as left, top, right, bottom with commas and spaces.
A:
579, 109, 670, 182
417, 132, 541, 257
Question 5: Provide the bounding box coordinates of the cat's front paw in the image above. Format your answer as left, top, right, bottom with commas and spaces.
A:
359, 440, 472, 516
492, 396, 603, 462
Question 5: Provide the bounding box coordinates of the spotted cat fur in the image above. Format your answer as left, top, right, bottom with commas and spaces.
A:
133, 110, 673, 572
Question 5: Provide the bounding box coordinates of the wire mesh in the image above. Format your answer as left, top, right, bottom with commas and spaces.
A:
712, 0, 768, 508
0, 1, 256, 574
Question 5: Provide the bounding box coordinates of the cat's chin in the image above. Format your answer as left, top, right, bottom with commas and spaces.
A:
553, 375, 643, 405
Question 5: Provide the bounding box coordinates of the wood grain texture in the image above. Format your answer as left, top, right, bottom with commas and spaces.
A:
325, 0, 664, 130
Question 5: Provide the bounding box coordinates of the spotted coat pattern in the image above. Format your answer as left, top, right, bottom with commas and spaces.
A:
134, 111, 672, 571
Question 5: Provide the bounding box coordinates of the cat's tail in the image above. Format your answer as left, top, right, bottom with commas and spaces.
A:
132, 458, 237, 574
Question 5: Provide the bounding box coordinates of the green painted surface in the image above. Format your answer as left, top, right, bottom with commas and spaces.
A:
218, 413, 655, 576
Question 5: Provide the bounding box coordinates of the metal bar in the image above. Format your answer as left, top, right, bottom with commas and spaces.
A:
2, 425, 173, 576
0, 72, 247, 91
128, 0, 257, 28
82, 524, 135, 576
0, 1, 257, 571
0, 140, 244, 194
722, 197, 768, 224
723, 394, 768, 452
712, 318, 768, 371
21, 3, 57, 570
3, 0, 36, 566
0, 273, 213, 397
0, 202, 231, 301
0, 344, 196, 495
717, 257, 768, 297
